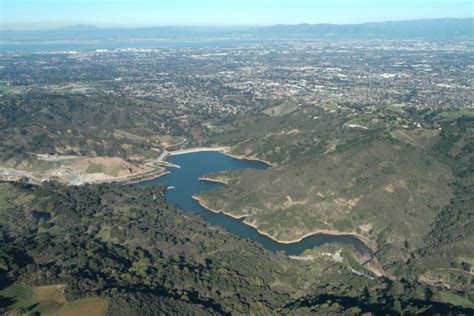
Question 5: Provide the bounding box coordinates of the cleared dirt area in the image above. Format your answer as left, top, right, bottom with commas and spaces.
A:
0, 155, 160, 185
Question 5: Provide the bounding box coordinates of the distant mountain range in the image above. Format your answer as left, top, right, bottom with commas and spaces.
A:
255, 18, 474, 40
1, 18, 473, 41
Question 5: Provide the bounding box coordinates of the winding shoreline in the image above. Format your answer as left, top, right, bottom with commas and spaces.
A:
191, 195, 376, 253
147, 145, 274, 182
198, 176, 229, 185
155, 148, 386, 278
157, 146, 275, 167
222, 151, 276, 167
169, 146, 231, 156
126, 146, 376, 254
157, 146, 378, 264
192, 195, 247, 220
126, 145, 271, 185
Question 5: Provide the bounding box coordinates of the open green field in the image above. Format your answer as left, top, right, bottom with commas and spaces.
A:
436, 108, 474, 120
390, 128, 440, 150
262, 100, 300, 116
42, 298, 108, 316
0, 284, 107, 316
0, 84, 28, 95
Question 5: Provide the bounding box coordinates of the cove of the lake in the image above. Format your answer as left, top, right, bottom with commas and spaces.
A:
136, 151, 372, 257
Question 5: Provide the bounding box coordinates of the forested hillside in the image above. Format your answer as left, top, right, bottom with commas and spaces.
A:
1, 181, 473, 314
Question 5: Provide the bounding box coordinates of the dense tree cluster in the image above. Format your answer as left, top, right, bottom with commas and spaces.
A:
1, 181, 472, 314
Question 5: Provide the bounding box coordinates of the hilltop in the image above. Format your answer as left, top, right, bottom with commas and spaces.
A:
198, 102, 474, 291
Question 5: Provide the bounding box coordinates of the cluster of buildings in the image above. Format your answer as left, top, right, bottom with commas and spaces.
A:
1, 40, 472, 112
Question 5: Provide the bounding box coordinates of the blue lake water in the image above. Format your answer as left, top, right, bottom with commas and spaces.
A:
137, 151, 372, 257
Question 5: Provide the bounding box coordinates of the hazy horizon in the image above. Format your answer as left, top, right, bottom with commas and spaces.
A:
2, 0, 473, 31
2, 17, 474, 32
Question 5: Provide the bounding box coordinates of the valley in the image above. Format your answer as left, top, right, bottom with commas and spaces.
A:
1, 23, 473, 314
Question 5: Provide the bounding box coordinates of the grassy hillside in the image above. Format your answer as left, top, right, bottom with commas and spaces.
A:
0, 93, 188, 164
406, 111, 474, 292
0, 91, 472, 313
0, 283, 107, 316
199, 103, 473, 285
199, 137, 452, 265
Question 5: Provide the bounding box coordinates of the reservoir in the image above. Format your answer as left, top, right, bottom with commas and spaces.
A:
137, 151, 372, 257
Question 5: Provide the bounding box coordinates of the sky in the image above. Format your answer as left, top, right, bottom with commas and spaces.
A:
1, 0, 473, 30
